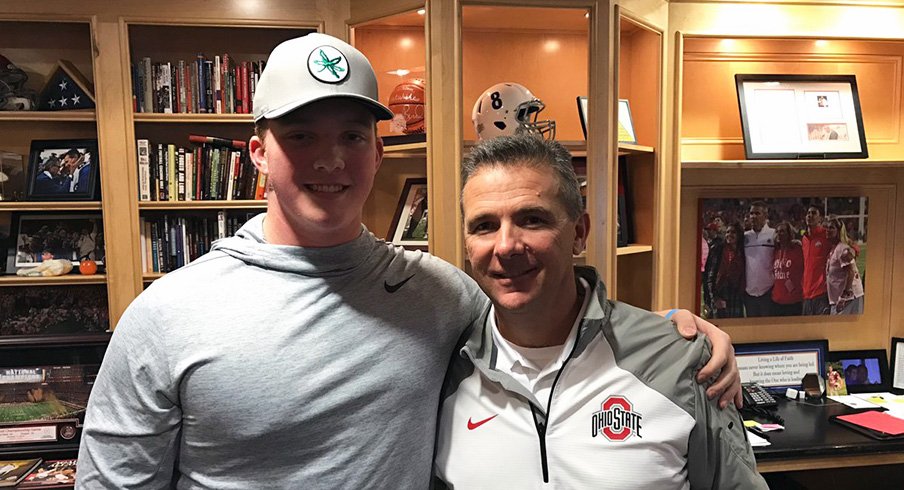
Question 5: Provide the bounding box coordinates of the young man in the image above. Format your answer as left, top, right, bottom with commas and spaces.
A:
744, 201, 776, 317
802, 204, 830, 315
435, 135, 766, 488
77, 33, 739, 488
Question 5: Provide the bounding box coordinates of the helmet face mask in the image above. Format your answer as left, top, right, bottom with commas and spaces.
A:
473, 82, 555, 141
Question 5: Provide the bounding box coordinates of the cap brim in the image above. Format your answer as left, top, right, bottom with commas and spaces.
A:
256, 94, 395, 122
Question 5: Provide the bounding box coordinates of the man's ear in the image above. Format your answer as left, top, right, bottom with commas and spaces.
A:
573, 212, 591, 255
249, 135, 268, 174
374, 133, 384, 173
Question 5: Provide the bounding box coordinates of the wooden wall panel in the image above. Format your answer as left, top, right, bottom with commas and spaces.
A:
681, 38, 904, 161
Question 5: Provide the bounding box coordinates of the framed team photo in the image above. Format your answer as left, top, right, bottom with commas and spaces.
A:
25, 139, 99, 201
388, 178, 428, 250
12, 213, 105, 267
698, 195, 868, 320
735, 74, 868, 159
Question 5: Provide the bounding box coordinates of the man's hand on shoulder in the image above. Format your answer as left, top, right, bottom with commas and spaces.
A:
655, 309, 742, 409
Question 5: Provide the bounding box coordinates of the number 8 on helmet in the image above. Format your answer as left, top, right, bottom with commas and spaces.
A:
471, 82, 556, 141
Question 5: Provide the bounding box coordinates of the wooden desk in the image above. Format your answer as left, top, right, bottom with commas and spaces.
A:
752, 397, 904, 473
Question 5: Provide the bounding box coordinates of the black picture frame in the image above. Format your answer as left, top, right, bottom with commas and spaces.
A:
735, 74, 868, 160
576, 96, 638, 144
891, 337, 904, 394
734, 339, 829, 393
25, 139, 99, 201
616, 155, 633, 247
387, 177, 428, 250
12, 212, 104, 267
827, 350, 891, 393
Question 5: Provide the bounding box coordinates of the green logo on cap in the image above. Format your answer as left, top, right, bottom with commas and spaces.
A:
314, 49, 345, 79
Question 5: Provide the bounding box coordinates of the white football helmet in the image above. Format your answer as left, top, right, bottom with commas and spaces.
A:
472, 82, 555, 141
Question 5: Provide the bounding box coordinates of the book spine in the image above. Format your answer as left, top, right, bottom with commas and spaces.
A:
185, 151, 193, 201
254, 171, 268, 200
217, 210, 226, 239
139, 217, 148, 272
214, 55, 222, 114
167, 144, 177, 201
197, 54, 207, 113
177, 147, 186, 201
204, 60, 214, 115
156, 143, 167, 201
160, 62, 173, 114
209, 147, 220, 200
137, 139, 151, 201
225, 149, 236, 201
142, 57, 153, 113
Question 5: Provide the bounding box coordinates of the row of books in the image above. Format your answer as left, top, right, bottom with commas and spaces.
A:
139, 212, 256, 273
131, 55, 265, 114
0, 458, 76, 488
137, 136, 267, 202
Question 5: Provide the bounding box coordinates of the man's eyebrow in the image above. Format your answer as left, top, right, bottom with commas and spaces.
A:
465, 213, 494, 228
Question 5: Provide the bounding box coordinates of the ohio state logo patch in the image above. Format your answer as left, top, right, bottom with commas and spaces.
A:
591, 395, 643, 441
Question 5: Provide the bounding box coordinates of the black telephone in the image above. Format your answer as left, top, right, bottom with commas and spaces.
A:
742, 383, 777, 408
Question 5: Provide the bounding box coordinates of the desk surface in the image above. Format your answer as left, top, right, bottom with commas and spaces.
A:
753, 397, 904, 472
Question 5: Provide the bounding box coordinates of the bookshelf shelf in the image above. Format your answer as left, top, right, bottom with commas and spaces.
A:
616, 244, 653, 256
682, 159, 904, 170
133, 113, 254, 124
143, 272, 165, 282
138, 200, 266, 210
0, 274, 107, 287
0, 202, 103, 211
383, 141, 427, 158
618, 143, 655, 156
0, 110, 96, 122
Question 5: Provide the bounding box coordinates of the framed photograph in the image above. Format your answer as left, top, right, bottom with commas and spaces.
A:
827, 349, 890, 393
576, 97, 638, 144
617, 99, 637, 144
387, 178, 428, 250
891, 337, 904, 394
12, 213, 104, 267
735, 340, 829, 393
616, 156, 633, 247
576, 96, 589, 139
25, 139, 99, 201
698, 195, 868, 319
735, 74, 868, 159
0, 286, 109, 336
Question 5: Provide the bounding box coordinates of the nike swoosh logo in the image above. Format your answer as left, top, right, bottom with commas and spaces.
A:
384, 274, 416, 293
467, 414, 498, 430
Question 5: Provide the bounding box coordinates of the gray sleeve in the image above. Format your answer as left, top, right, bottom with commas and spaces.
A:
687, 342, 768, 490
76, 298, 181, 489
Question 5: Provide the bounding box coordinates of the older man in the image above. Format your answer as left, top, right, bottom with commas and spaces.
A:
435, 134, 766, 488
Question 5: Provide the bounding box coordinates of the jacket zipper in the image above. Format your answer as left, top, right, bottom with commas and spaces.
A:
530, 327, 582, 484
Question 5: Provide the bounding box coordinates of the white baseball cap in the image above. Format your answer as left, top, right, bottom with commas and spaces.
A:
253, 32, 394, 122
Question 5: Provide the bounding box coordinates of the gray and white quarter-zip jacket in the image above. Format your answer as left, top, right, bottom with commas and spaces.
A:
435, 266, 767, 489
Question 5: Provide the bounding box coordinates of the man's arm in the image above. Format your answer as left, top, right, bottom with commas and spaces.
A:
76, 304, 181, 489
686, 379, 769, 489
656, 309, 742, 409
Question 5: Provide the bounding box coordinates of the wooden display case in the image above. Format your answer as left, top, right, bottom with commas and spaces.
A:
350, 7, 429, 244
614, 9, 663, 309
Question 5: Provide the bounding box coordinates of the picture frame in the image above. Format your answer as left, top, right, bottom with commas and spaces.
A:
575, 96, 638, 144
891, 337, 904, 394
827, 349, 891, 393
12, 213, 104, 267
735, 74, 868, 159
387, 178, 428, 250
616, 155, 633, 247
25, 139, 99, 201
697, 195, 868, 320
617, 99, 638, 144
735, 340, 829, 393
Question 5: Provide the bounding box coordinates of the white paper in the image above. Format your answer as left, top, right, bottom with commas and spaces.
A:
894, 345, 904, 390
0, 425, 57, 444
828, 395, 881, 409
746, 429, 771, 447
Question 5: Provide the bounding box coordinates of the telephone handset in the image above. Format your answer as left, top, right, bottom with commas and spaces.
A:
742, 383, 777, 409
